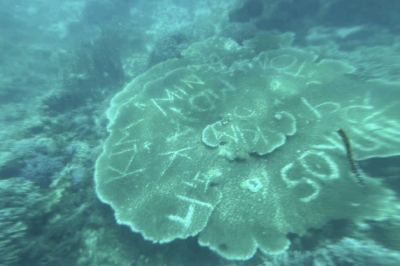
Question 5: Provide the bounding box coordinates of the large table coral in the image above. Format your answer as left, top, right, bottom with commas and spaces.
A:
95, 33, 400, 260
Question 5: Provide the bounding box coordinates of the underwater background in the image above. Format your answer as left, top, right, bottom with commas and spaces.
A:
1, 0, 400, 265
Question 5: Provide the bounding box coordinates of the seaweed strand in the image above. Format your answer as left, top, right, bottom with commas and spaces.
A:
337, 128, 365, 186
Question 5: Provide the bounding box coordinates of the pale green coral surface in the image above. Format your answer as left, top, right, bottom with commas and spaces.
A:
95, 33, 400, 260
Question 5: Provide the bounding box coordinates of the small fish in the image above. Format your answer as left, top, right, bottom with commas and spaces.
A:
337, 128, 365, 186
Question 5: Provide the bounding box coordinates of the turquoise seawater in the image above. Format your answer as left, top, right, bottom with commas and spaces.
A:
1, 1, 399, 265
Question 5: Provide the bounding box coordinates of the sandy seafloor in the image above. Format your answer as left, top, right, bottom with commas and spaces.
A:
1, 0, 400, 265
